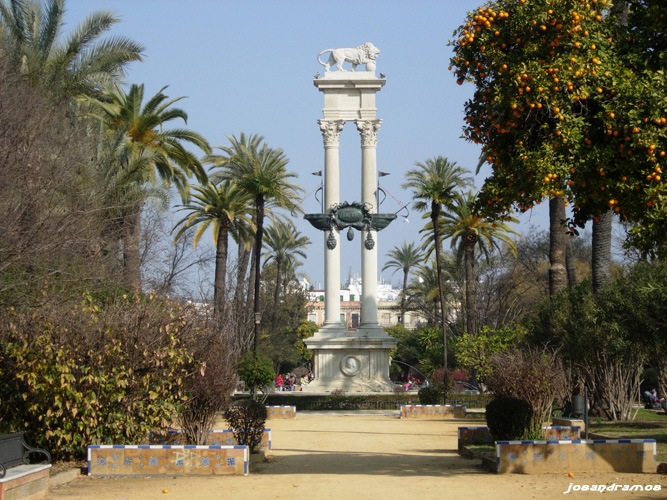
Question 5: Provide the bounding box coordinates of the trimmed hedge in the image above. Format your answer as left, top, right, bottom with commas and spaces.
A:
486, 396, 533, 441
233, 392, 491, 411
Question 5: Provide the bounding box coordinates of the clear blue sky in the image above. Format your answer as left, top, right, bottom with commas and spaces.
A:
66, 0, 552, 290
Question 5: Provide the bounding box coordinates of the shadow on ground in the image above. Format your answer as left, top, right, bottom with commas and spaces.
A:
255, 448, 487, 477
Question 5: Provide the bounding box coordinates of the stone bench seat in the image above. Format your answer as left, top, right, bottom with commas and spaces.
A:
88, 444, 249, 477
400, 405, 467, 419
266, 406, 296, 419
0, 432, 51, 500
495, 439, 656, 474
0, 464, 51, 500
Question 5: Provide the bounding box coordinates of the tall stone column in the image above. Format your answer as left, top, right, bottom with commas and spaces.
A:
319, 119, 344, 329
356, 119, 382, 329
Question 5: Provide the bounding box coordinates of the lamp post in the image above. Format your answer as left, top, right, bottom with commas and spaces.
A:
377, 171, 389, 209
312, 170, 323, 212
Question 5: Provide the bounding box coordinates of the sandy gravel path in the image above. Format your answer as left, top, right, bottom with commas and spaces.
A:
46, 411, 665, 500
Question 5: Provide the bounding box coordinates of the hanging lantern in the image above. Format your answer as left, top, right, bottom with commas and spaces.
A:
347, 227, 355, 241
364, 230, 375, 250
327, 230, 337, 250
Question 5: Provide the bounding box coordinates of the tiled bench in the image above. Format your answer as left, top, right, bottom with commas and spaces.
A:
495, 439, 656, 474
458, 426, 581, 455
87, 444, 248, 476
266, 406, 296, 419
400, 405, 466, 419
552, 417, 586, 433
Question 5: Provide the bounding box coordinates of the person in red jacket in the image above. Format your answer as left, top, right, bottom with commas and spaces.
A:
275, 374, 284, 392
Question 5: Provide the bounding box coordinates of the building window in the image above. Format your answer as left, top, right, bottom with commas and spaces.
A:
351, 313, 359, 328
308, 313, 317, 323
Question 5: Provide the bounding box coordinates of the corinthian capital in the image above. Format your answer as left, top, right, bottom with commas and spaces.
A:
355, 119, 382, 147
318, 120, 345, 147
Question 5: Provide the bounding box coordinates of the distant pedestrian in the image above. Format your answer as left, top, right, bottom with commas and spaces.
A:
275, 374, 284, 392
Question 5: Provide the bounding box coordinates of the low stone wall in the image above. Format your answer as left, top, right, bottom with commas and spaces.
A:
400, 405, 466, 419
458, 427, 492, 454
458, 426, 581, 455
266, 405, 296, 419
150, 429, 271, 450
0, 464, 51, 500
545, 426, 580, 440
87, 445, 248, 476
552, 417, 586, 433
495, 439, 656, 474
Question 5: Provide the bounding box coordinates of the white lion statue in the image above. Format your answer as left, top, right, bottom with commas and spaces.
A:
317, 42, 380, 72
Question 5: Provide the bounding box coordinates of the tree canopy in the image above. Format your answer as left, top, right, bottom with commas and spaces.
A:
450, 0, 667, 258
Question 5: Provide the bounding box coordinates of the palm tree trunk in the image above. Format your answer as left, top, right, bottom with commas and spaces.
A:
246, 245, 256, 319
213, 229, 229, 324
122, 207, 142, 290
432, 205, 448, 360
401, 269, 408, 325
464, 240, 477, 336
592, 210, 612, 293
272, 256, 284, 330
548, 197, 567, 295
431, 202, 449, 404
235, 241, 251, 309
252, 196, 265, 355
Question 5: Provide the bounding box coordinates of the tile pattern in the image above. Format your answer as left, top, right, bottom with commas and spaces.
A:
87, 445, 248, 477
266, 406, 296, 419
495, 439, 656, 474
400, 405, 467, 419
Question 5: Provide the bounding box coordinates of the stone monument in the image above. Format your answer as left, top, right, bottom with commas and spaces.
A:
303, 43, 397, 393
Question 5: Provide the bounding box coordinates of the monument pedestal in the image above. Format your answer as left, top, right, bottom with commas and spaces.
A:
303, 331, 397, 393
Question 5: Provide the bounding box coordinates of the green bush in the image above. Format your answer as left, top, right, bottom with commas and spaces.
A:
237, 352, 275, 397
486, 397, 533, 441
0, 293, 217, 460
224, 399, 267, 452
418, 386, 441, 405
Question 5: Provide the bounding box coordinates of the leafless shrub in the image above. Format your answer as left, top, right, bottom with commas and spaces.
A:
487, 346, 566, 434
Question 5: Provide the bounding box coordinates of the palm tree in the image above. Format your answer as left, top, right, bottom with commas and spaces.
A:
441, 190, 519, 336
404, 255, 461, 332
263, 219, 310, 329
91, 83, 210, 289
173, 180, 254, 323
405, 260, 447, 326
592, 210, 612, 293
402, 156, 471, 373
382, 241, 423, 325
0, 0, 143, 97
206, 133, 303, 354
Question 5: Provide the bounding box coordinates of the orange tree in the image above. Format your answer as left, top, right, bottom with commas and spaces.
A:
449, 0, 667, 258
